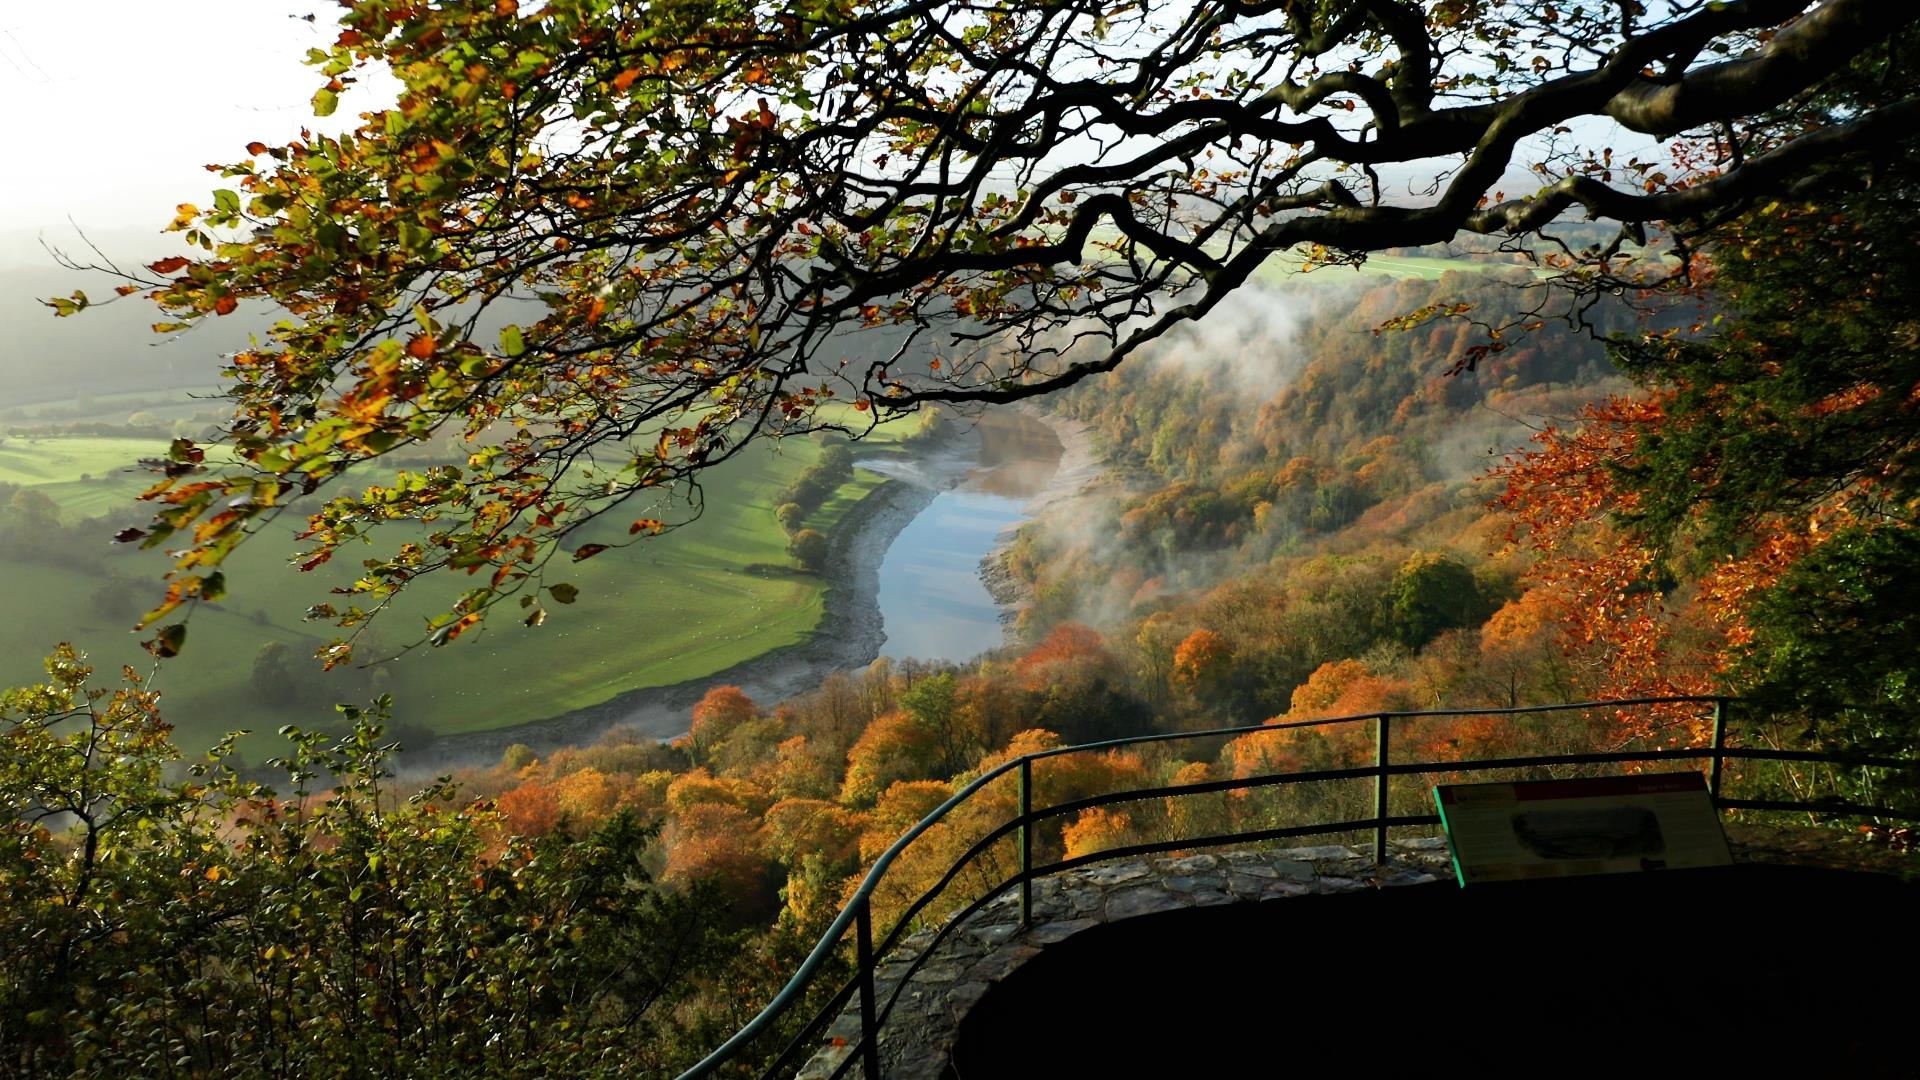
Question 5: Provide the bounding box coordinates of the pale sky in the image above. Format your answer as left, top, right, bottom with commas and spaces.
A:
1, 1, 385, 254
0, 1, 1662, 269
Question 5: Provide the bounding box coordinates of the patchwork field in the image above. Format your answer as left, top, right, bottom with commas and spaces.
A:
0, 415, 921, 756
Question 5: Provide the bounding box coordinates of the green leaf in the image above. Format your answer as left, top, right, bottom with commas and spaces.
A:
546, 582, 579, 604
47, 291, 89, 317
313, 87, 340, 117
499, 324, 526, 357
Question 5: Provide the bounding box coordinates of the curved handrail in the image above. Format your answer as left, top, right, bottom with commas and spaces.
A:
676, 694, 1912, 1079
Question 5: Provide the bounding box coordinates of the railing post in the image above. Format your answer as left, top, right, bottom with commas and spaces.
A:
1709, 697, 1729, 801
854, 896, 880, 1080
1373, 713, 1391, 865
1018, 757, 1033, 928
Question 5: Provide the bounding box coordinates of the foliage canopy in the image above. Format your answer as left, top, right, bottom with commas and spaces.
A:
0, 648, 729, 1076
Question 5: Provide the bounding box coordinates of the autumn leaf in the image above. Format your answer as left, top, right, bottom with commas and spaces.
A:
144, 623, 188, 659
147, 256, 190, 275
571, 543, 608, 562
612, 68, 642, 92
214, 295, 239, 316
428, 613, 482, 647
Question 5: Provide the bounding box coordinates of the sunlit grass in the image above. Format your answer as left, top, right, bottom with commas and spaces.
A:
0, 414, 930, 754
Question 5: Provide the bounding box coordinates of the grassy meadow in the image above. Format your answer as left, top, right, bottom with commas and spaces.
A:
0, 413, 919, 755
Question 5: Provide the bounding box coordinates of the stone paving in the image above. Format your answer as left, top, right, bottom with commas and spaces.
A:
796, 839, 1452, 1080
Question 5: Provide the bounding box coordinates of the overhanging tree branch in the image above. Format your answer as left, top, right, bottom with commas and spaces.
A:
49, 0, 1916, 646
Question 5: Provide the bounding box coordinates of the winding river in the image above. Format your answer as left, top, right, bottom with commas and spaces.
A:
403, 409, 1078, 772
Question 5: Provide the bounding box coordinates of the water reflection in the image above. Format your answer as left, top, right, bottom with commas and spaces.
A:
874, 413, 1063, 662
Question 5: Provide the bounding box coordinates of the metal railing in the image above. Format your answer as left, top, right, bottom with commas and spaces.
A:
679, 696, 1918, 1080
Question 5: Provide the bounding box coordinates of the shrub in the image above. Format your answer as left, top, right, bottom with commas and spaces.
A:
787, 528, 829, 571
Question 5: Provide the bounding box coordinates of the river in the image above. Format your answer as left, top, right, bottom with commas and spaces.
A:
402, 409, 1079, 772
866, 411, 1066, 662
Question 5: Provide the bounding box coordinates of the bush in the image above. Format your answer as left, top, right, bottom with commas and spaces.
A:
817, 444, 854, 476
775, 502, 806, 534
250, 641, 298, 705
0, 661, 728, 1077
787, 528, 829, 571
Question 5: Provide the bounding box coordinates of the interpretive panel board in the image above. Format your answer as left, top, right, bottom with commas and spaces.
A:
1434, 772, 1732, 886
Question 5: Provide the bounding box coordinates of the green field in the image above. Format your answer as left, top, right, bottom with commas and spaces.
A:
0, 436, 172, 485
1253, 248, 1539, 285
0, 417, 920, 755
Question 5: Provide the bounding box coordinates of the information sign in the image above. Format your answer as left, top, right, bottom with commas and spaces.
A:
1434, 772, 1732, 886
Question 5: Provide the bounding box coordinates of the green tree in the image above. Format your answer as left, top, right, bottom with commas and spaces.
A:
0, 648, 728, 1077
1385, 552, 1487, 650
57, 0, 1908, 651
250, 639, 297, 705
900, 672, 969, 776
774, 501, 806, 535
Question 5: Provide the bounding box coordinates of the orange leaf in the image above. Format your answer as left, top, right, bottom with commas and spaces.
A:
214, 295, 238, 316
246, 141, 269, 156
407, 334, 437, 359
148, 256, 190, 274
612, 68, 641, 92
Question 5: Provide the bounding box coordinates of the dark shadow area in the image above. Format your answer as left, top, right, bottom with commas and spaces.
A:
951, 865, 1915, 1079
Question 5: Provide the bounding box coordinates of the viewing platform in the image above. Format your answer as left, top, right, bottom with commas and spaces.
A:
799, 832, 1913, 1078
678, 698, 1918, 1080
